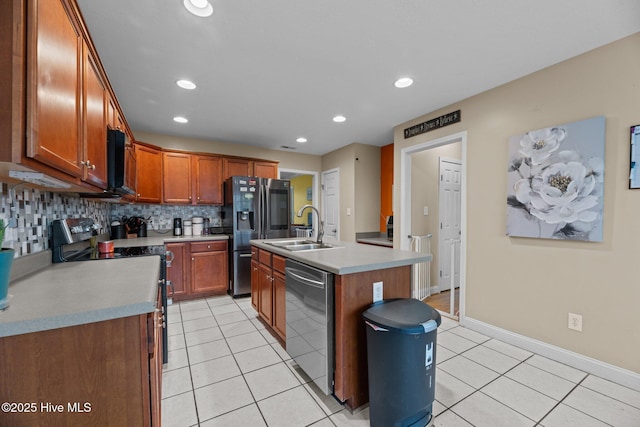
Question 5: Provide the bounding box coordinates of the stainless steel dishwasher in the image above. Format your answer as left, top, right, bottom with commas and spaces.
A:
285, 259, 335, 395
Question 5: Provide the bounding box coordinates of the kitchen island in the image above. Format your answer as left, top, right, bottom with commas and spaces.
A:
0, 255, 162, 426
250, 238, 431, 410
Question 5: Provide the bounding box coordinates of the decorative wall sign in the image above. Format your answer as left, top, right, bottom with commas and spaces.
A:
506, 116, 605, 242
404, 110, 461, 139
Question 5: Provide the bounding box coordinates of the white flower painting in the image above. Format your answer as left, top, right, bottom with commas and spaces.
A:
507, 116, 605, 241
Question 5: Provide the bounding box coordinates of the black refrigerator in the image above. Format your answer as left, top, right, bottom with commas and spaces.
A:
224, 176, 291, 297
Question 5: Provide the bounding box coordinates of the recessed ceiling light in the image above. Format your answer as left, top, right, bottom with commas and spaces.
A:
296, 137, 307, 143
173, 116, 188, 123
177, 79, 196, 90
183, 0, 213, 17
333, 115, 346, 123
394, 77, 414, 88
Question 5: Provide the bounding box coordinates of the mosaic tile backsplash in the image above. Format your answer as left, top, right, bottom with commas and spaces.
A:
0, 182, 110, 258
110, 204, 222, 231
0, 181, 224, 259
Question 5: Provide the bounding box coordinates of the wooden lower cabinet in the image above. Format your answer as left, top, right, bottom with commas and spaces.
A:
250, 245, 413, 411
250, 247, 259, 310
251, 246, 286, 341
166, 240, 228, 302
0, 309, 162, 426
166, 242, 188, 301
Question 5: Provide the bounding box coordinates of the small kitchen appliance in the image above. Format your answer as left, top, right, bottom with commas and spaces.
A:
173, 218, 182, 236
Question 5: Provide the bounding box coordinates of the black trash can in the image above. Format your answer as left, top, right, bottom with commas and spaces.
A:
363, 298, 441, 427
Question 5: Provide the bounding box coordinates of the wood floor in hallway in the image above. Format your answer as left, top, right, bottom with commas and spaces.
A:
423, 288, 459, 317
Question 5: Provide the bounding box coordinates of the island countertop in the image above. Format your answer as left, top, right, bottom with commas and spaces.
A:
250, 238, 430, 275
0, 256, 160, 338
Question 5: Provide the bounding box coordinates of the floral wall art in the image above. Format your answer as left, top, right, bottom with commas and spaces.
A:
506, 116, 605, 241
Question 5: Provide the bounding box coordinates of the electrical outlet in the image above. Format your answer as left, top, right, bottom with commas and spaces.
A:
373, 281, 383, 303
568, 313, 583, 332
423, 206, 429, 216
346, 208, 351, 216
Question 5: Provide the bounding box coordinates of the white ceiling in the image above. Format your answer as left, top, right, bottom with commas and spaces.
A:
76, 0, 640, 156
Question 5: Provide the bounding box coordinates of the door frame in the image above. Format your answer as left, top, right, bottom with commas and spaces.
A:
279, 168, 320, 238
400, 131, 467, 322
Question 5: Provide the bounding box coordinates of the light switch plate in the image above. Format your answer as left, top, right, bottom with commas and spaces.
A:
373, 281, 383, 303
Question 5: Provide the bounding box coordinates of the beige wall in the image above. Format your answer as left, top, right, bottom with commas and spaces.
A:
411, 142, 461, 288
321, 143, 381, 241
133, 131, 322, 173
394, 33, 640, 373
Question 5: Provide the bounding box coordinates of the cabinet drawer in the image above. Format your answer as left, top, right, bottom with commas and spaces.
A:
190, 240, 227, 253
272, 254, 286, 274
259, 249, 272, 266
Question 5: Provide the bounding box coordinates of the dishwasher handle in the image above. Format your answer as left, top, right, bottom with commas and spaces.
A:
285, 267, 325, 289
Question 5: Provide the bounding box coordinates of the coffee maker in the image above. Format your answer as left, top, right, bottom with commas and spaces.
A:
173, 218, 182, 236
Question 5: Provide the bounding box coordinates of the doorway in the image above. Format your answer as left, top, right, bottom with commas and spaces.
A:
279, 169, 319, 238
400, 131, 467, 321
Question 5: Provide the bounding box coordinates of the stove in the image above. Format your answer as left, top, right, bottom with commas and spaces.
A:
50, 218, 169, 364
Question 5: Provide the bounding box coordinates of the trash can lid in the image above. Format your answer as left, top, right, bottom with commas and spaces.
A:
363, 298, 441, 334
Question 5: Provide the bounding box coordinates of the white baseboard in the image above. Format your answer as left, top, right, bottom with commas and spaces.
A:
462, 316, 640, 392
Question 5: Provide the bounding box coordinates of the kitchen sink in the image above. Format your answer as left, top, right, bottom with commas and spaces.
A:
266, 240, 340, 251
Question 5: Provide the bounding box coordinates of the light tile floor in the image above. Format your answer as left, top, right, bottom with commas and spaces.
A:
162, 295, 640, 427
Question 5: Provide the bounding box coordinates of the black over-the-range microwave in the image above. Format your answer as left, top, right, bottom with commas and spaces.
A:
81, 128, 135, 198
106, 127, 135, 196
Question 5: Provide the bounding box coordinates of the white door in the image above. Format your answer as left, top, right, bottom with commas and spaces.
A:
322, 169, 340, 241
438, 158, 462, 290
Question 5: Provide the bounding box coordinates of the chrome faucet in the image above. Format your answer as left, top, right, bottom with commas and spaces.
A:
297, 204, 324, 244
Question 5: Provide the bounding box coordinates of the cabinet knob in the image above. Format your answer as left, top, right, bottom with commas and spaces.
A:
192, 257, 195, 261
207, 245, 211, 249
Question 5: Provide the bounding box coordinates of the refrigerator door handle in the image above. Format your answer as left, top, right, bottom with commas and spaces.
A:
258, 182, 265, 239
264, 181, 271, 240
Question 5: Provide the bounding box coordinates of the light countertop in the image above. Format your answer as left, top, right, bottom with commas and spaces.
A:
250, 238, 430, 275
110, 233, 229, 248
0, 256, 160, 338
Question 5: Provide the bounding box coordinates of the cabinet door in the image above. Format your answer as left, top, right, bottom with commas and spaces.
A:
273, 270, 286, 340
124, 141, 137, 198
251, 258, 259, 311
191, 246, 228, 295
163, 152, 192, 204
166, 243, 188, 301
26, 0, 83, 178
223, 157, 251, 181
258, 263, 273, 324
149, 292, 162, 427
82, 42, 107, 188
135, 144, 162, 203
253, 161, 278, 179
194, 155, 223, 205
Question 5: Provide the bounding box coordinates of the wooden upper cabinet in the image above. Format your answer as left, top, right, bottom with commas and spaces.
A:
135, 143, 162, 203
223, 157, 250, 181
124, 141, 137, 198
82, 41, 107, 188
253, 161, 278, 179
194, 155, 223, 205
223, 157, 279, 181
163, 152, 192, 204
26, 0, 83, 178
